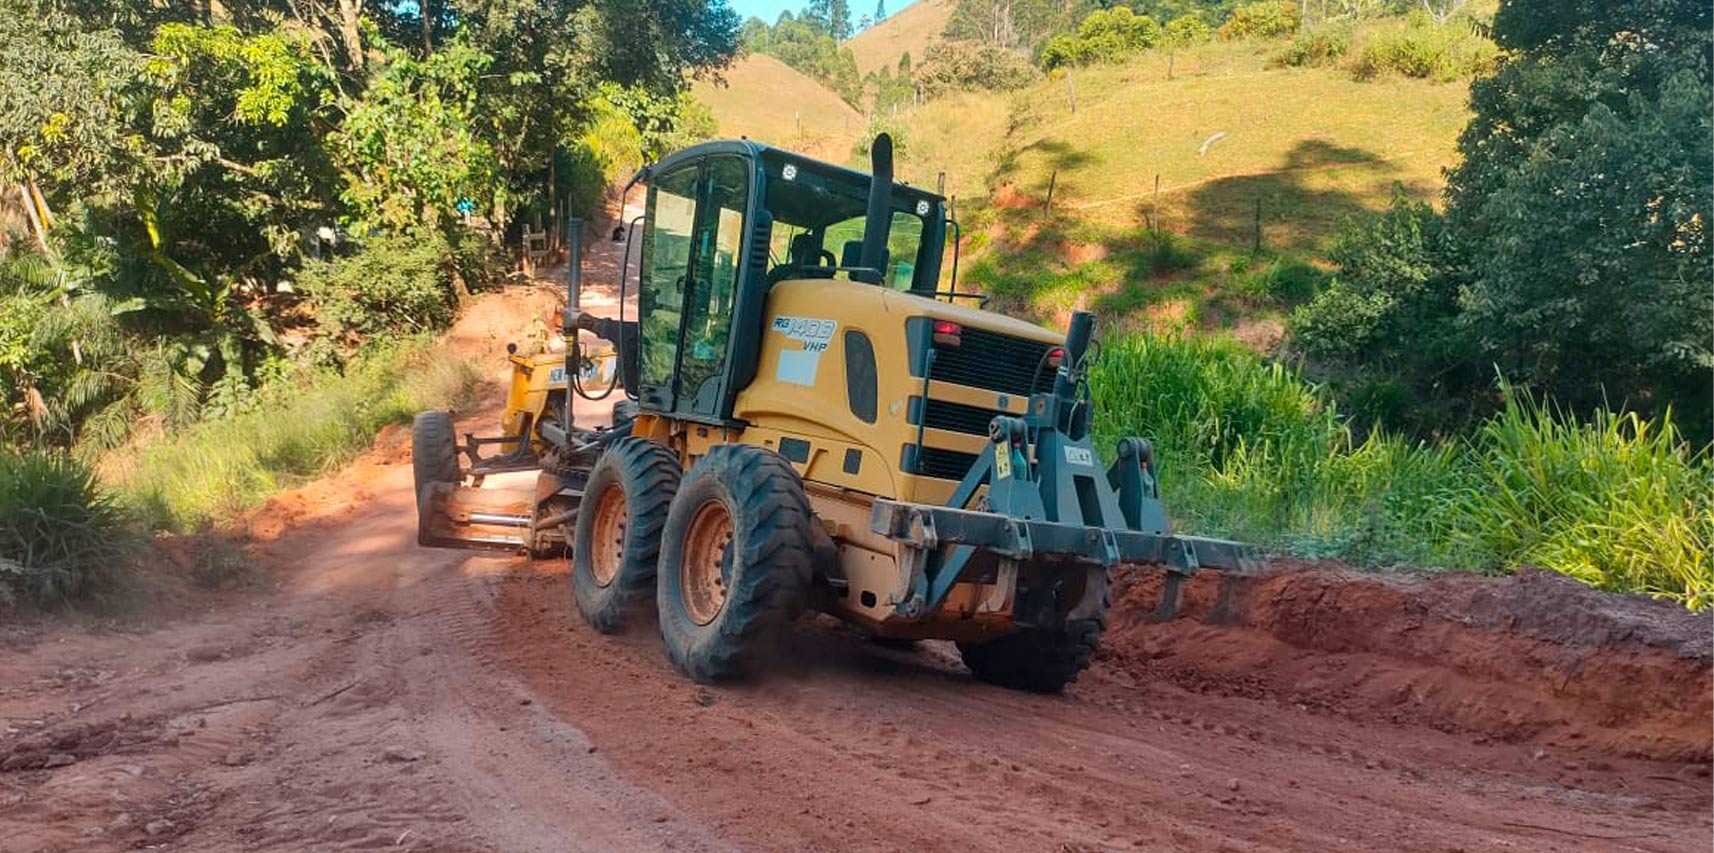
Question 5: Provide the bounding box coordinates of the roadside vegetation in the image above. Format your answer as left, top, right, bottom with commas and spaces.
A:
111, 339, 478, 533
1089, 334, 1712, 609
0, 0, 739, 609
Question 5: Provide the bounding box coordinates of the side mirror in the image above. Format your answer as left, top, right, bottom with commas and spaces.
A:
611, 226, 625, 242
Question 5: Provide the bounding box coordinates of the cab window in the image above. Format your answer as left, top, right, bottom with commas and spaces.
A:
637, 166, 698, 403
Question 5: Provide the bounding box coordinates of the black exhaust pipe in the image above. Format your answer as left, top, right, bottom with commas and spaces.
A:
856, 133, 894, 284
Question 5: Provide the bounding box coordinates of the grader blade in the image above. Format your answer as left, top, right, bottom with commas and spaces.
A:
416, 481, 534, 552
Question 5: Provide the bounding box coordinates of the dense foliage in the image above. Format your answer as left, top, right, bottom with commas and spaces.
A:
1090, 334, 1713, 609
1294, 0, 1713, 437
0, 0, 738, 457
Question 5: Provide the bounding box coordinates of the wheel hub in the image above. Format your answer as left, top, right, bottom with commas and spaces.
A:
681, 499, 734, 625
589, 485, 628, 587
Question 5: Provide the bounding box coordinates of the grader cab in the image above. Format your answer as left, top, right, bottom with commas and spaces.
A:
412, 135, 1253, 691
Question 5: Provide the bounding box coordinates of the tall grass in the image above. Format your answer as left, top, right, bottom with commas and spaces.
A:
1465, 397, 1713, 608
1088, 333, 1713, 607
0, 452, 139, 608
111, 338, 478, 532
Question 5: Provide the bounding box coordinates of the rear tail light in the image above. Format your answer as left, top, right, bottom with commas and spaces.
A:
1045, 346, 1065, 369
931, 320, 962, 347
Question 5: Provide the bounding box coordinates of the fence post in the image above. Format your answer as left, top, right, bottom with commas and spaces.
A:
1253, 197, 1263, 253
1151, 173, 1161, 231
1044, 171, 1058, 217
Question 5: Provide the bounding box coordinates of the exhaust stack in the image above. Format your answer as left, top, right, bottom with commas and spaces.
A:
856, 133, 894, 284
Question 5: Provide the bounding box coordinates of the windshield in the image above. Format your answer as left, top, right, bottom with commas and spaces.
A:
759, 155, 934, 293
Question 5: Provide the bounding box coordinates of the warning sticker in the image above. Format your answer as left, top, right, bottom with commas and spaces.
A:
771, 316, 837, 386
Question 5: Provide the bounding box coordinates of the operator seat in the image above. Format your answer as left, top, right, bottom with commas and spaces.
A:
768, 233, 836, 284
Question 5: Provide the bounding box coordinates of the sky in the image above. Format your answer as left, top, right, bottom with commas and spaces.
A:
727, 0, 919, 28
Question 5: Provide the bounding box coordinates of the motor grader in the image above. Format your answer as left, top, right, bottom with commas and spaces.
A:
413, 135, 1250, 691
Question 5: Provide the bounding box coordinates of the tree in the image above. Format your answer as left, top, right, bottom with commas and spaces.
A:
913, 40, 1038, 97
1297, 0, 1714, 436
876, 0, 888, 22
745, 6, 864, 104
1444, 0, 1712, 426
0, 0, 742, 450
945, 0, 1067, 50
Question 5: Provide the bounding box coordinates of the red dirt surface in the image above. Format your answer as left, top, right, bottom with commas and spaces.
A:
0, 229, 1709, 851
1107, 564, 1711, 762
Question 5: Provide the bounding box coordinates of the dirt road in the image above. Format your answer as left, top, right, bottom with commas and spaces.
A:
1, 261, 1709, 852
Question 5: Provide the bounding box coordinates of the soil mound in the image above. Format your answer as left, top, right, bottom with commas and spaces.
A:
1104, 563, 1712, 762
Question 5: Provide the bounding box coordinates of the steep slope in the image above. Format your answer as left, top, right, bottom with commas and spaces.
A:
692, 53, 862, 161
847, 0, 956, 77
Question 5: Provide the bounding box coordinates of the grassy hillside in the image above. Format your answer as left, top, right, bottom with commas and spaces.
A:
692, 54, 863, 161
898, 41, 1470, 251
847, 0, 956, 76
696, 36, 1472, 335
877, 39, 1471, 335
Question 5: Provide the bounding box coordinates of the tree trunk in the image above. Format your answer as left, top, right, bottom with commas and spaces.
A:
15, 180, 50, 255
336, 0, 365, 70
419, 0, 433, 51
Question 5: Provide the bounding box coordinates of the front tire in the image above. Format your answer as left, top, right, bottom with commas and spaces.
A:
412, 411, 461, 512
657, 445, 814, 682
957, 618, 1105, 693
571, 438, 681, 633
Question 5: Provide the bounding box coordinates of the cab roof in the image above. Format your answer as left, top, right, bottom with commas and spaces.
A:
643, 139, 946, 210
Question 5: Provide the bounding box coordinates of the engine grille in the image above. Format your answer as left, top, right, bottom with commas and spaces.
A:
919, 398, 998, 437
913, 447, 981, 482
908, 326, 1060, 480
927, 327, 1057, 398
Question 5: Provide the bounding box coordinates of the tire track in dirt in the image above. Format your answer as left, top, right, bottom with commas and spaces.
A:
488, 561, 1709, 853
2, 262, 1708, 851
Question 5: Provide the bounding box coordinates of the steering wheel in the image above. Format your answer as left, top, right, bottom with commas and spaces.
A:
815, 249, 836, 267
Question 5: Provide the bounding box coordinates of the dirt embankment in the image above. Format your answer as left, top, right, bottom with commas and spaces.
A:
1105, 564, 1713, 762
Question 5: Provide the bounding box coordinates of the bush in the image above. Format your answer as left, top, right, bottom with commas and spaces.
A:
1289, 192, 1472, 419
1219, 1, 1300, 40
1077, 8, 1162, 64
1270, 24, 1354, 67
1164, 14, 1215, 47
1350, 18, 1499, 82
915, 41, 1037, 98
301, 230, 458, 339
448, 229, 508, 293
0, 451, 137, 608
1241, 257, 1327, 304
1128, 230, 1202, 277
1039, 33, 1084, 70
115, 338, 478, 531
858, 113, 909, 157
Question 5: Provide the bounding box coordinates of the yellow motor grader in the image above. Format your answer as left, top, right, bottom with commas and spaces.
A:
413, 136, 1251, 691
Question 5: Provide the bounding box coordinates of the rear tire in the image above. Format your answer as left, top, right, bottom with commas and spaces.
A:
572, 438, 681, 633
412, 411, 461, 512
957, 618, 1104, 693
657, 445, 814, 682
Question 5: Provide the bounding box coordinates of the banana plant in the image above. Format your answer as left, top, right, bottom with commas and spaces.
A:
108, 194, 278, 382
